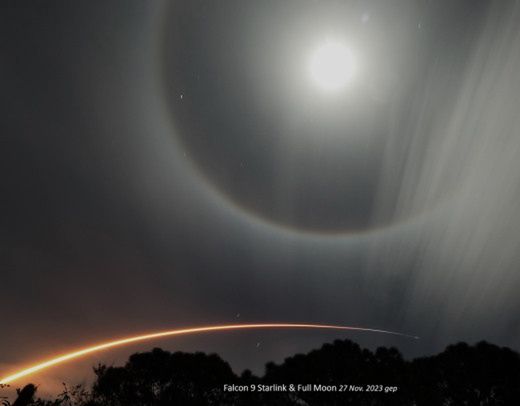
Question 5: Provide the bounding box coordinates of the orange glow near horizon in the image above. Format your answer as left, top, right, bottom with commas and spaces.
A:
0, 323, 418, 385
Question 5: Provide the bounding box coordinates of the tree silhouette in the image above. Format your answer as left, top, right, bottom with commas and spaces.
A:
261, 340, 409, 405
410, 341, 520, 405
6, 339, 520, 405
90, 348, 237, 406
12, 385, 37, 406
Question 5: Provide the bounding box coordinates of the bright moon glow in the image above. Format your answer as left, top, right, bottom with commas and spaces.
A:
309, 41, 354, 92
0, 323, 417, 384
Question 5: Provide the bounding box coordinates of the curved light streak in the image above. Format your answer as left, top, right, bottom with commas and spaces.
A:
0, 323, 417, 385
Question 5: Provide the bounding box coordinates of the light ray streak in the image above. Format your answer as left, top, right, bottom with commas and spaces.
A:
0, 323, 418, 385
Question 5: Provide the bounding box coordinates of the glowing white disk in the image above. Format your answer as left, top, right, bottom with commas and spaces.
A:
309, 41, 354, 92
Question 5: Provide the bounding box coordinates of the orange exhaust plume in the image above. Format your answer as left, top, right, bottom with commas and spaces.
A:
0, 323, 417, 385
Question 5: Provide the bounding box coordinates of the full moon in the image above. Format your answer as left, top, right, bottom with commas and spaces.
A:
308, 40, 354, 92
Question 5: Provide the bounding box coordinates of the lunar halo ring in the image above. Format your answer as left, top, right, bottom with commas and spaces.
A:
151, 3, 427, 240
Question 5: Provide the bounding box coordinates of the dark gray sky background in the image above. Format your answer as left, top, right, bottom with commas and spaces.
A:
2, 0, 520, 395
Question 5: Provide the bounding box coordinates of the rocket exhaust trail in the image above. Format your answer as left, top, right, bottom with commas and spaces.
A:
0, 323, 418, 385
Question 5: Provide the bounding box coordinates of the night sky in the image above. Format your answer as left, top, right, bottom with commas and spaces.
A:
2, 0, 520, 394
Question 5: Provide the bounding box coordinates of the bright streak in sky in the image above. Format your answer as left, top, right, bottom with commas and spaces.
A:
0, 323, 417, 385
309, 40, 355, 92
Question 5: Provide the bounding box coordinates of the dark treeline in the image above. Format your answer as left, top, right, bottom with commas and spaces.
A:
3, 339, 520, 406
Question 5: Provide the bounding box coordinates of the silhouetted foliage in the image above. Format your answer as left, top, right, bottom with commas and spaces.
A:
91, 348, 237, 406
5, 340, 520, 405
410, 341, 520, 405
8, 384, 37, 406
